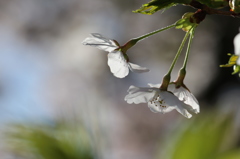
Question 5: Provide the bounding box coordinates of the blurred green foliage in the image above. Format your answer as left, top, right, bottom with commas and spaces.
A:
158, 111, 240, 159
4, 112, 240, 159
4, 121, 93, 159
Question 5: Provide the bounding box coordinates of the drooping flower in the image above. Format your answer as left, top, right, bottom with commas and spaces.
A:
124, 84, 194, 118
82, 33, 149, 78
148, 83, 200, 114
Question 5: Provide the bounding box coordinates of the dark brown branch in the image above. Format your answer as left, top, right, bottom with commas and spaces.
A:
188, 0, 240, 18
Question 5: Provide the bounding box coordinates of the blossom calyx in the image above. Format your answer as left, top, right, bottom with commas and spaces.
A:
174, 68, 186, 87
159, 74, 171, 91
120, 39, 138, 53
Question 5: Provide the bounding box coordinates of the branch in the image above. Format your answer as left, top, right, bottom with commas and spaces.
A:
188, 0, 240, 18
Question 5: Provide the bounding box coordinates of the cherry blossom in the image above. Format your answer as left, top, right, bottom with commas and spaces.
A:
147, 83, 199, 114
82, 33, 149, 78
124, 84, 195, 118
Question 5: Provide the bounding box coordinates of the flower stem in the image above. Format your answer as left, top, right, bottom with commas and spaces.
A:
166, 31, 190, 76
121, 24, 176, 53
182, 27, 195, 71
175, 27, 195, 86
160, 31, 190, 90
132, 24, 176, 42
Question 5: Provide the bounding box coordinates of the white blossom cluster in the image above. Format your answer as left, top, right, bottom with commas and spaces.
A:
82, 33, 200, 118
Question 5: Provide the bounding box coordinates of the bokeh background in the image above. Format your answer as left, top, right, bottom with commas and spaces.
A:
0, 0, 240, 159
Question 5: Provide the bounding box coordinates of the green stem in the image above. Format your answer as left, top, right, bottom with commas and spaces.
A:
160, 31, 190, 90
132, 24, 176, 42
166, 31, 190, 76
181, 27, 195, 71
175, 27, 196, 86
121, 24, 176, 53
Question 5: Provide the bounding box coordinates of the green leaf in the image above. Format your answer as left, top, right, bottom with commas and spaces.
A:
5, 122, 93, 159
220, 54, 240, 76
220, 54, 238, 67
133, 0, 191, 15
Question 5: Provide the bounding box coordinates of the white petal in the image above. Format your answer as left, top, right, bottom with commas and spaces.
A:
168, 84, 200, 114
175, 106, 192, 118
234, 32, 240, 55
148, 106, 160, 113
148, 83, 161, 88
125, 85, 158, 104
107, 51, 129, 78
128, 62, 149, 73
82, 33, 118, 52
159, 91, 192, 118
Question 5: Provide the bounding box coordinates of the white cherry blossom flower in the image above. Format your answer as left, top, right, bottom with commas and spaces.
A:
82, 33, 149, 78
124, 84, 194, 118
148, 83, 199, 114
